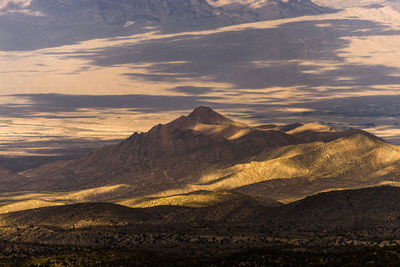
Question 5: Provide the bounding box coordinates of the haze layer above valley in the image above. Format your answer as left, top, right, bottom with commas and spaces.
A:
0, 0, 400, 163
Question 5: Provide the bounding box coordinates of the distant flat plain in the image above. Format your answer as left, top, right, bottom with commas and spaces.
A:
1, 1, 400, 158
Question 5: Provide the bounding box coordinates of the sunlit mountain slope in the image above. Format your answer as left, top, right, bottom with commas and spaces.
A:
0, 107, 398, 213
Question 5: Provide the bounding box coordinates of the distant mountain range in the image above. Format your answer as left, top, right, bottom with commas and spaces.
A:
1, 0, 327, 25
0, 106, 399, 214
0, 0, 330, 50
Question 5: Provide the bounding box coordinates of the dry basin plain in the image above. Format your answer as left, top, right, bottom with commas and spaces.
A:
1, 0, 400, 265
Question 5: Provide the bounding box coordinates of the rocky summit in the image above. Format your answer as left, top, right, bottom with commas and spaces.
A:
0, 107, 398, 211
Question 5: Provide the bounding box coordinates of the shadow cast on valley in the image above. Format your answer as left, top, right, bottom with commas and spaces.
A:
65, 19, 400, 92
0, 0, 334, 51
1, 93, 400, 137
0, 94, 230, 118
3, 18, 400, 127
1, 16, 400, 163
15, 17, 397, 143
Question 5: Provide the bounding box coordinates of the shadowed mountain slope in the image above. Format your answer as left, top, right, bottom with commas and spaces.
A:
269, 186, 400, 231
0, 166, 27, 188
1, 107, 394, 208
18, 107, 300, 192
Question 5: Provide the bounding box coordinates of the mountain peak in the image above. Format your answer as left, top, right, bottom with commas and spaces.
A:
187, 106, 233, 125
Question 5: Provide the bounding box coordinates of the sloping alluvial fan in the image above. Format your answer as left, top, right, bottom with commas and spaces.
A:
94, 0, 328, 25
1, 0, 329, 25
0, 0, 331, 50
0, 106, 395, 211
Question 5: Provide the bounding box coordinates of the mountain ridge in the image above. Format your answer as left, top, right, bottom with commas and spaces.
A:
0, 107, 399, 213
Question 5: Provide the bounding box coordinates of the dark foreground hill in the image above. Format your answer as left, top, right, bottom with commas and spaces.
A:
2, 186, 400, 237
1, 178, 400, 264
1, 185, 400, 265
